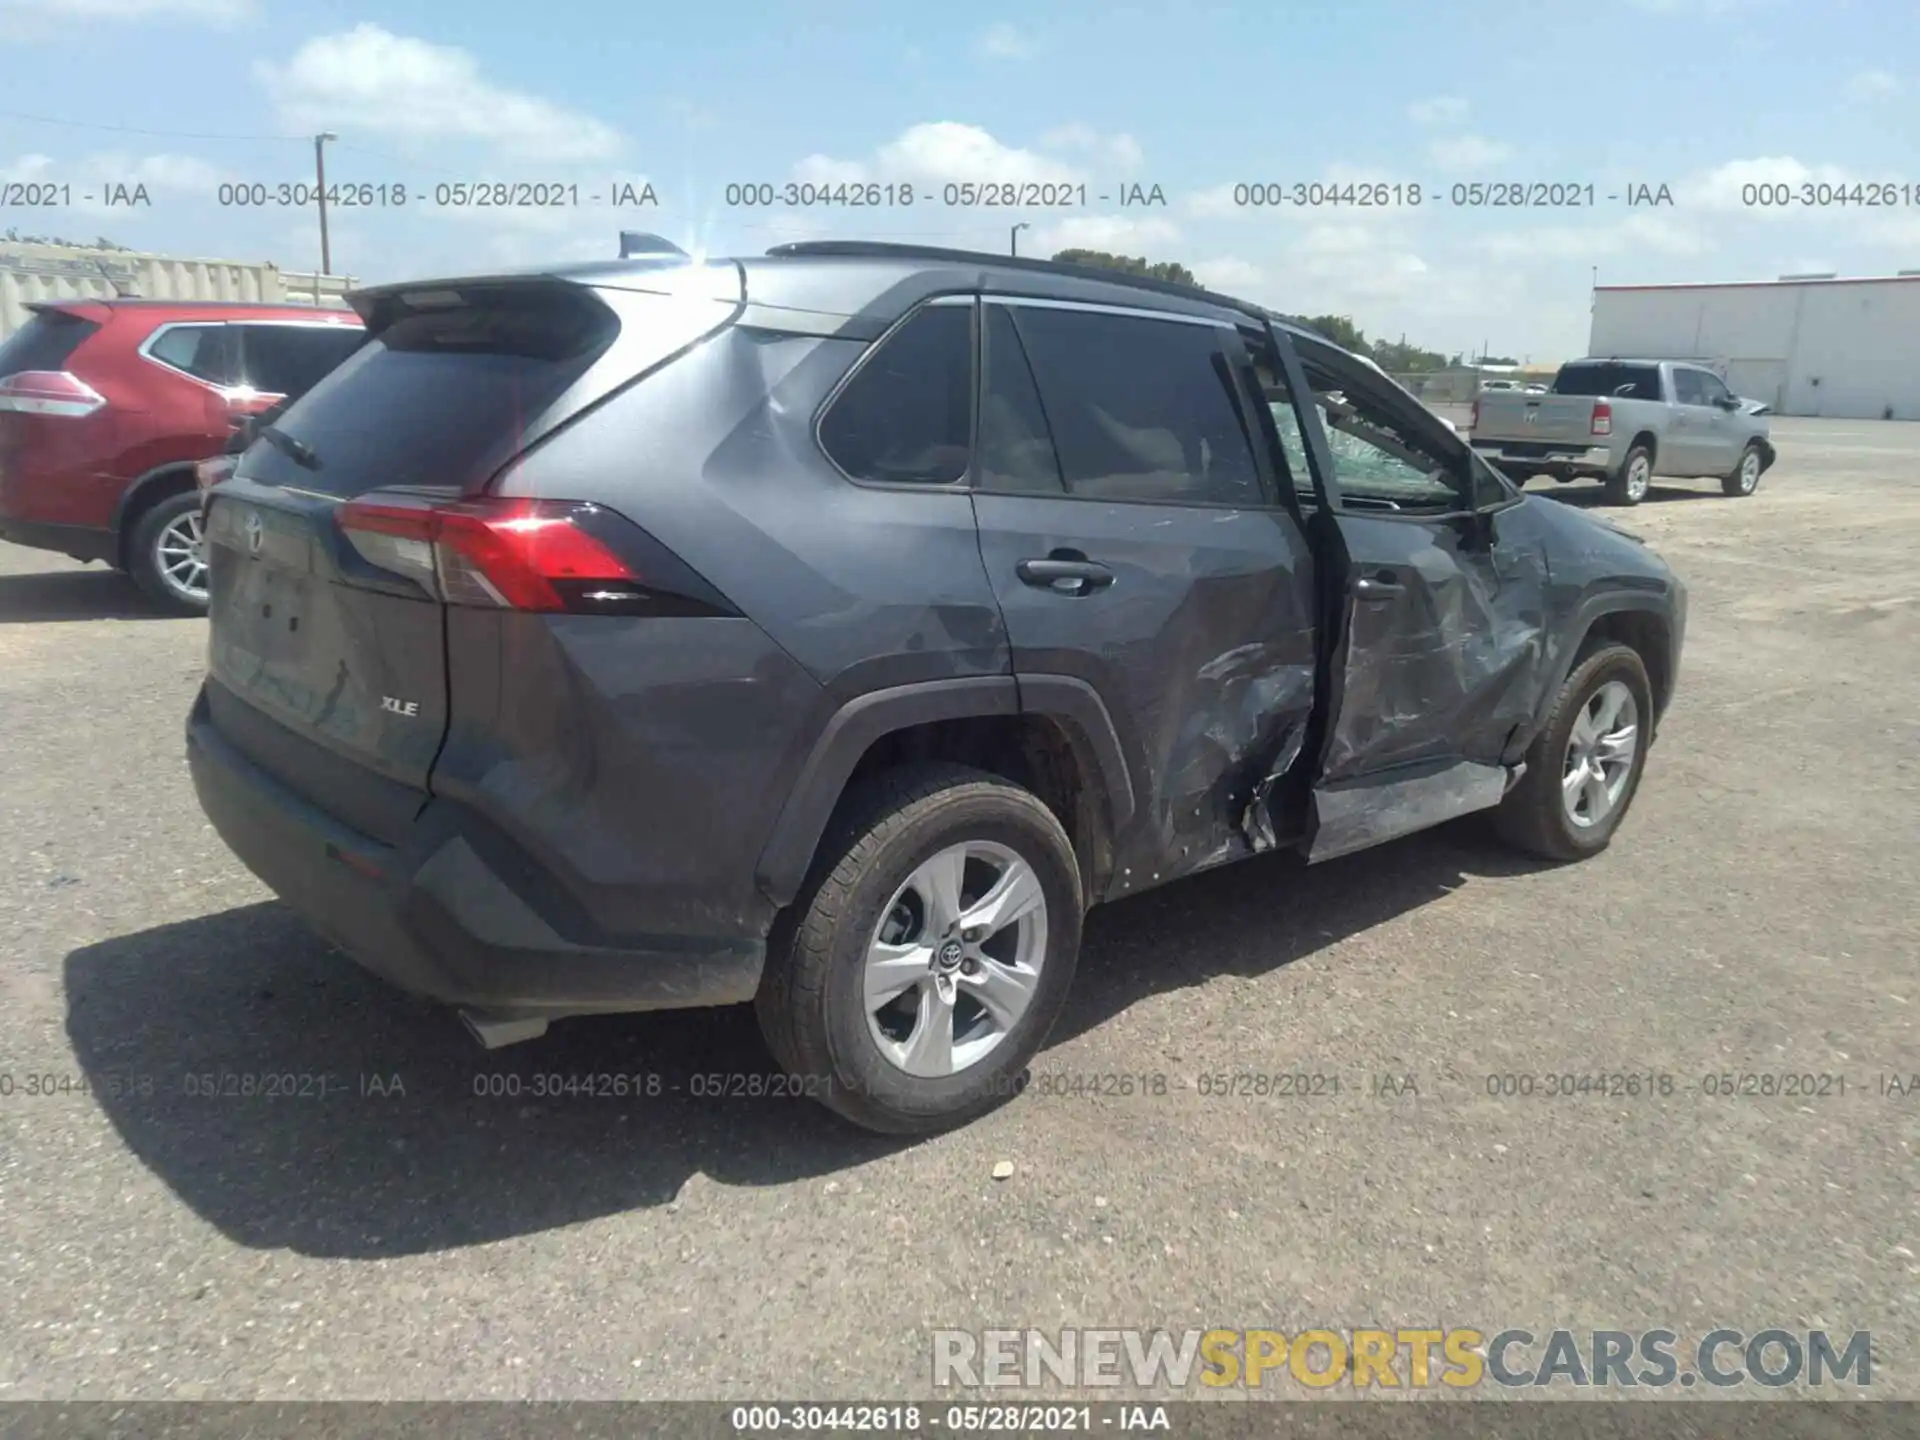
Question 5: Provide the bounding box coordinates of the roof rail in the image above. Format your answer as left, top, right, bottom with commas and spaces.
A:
763, 239, 1272, 320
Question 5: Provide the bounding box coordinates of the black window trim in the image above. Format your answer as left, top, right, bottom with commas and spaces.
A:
812, 292, 979, 494
136, 320, 235, 389
973, 293, 1286, 514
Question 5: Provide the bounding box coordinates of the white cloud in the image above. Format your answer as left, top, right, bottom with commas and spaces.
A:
1408, 96, 1469, 127
1, 149, 223, 217
1040, 124, 1145, 174
975, 22, 1039, 60
255, 25, 622, 163
1033, 214, 1183, 256
791, 123, 1085, 189
1678, 155, 1854, 215
1428, 135, 1515, 171
0, 0, 252, 22
1478, 212, 1714, 261
1844, 68, 1899, 101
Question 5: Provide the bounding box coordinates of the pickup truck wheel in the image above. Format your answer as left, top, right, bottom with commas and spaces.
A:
756, 762, 1083, 1135
1722, 443, 1764, 497
1494, 643, 1654, 862
1603, 446, 1653, 507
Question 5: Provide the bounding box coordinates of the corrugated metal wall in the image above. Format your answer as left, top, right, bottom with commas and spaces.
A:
1590, 279, 1920, 419
0, 244, 355, 340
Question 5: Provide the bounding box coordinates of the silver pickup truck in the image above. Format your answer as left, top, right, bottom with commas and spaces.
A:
1470, 358, 1776, 507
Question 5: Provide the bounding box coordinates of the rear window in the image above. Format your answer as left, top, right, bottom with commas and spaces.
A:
1553, 363, 1662, 400
238, 285, 620, 499
0, 311, 100, 375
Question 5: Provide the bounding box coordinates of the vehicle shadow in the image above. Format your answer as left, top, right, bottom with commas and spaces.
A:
64, 818, 1550, 1259
0, 566, 179, 622
1532, 482, 1722, 508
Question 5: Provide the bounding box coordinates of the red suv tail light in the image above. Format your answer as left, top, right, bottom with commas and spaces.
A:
1591, 399, 1613, 436
336, 495, 649, 613
0, 370, 106, 418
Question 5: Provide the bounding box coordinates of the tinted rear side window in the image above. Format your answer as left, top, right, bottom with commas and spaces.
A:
1008, 306, 1264, 507
239, 286, 618, 499
978, 305, 1065, 494
0, 311, 100, 374
145, 323, 234, 383
1554, 363, 1662, 400
240, 324, 364, 396
818, 303, 972, 484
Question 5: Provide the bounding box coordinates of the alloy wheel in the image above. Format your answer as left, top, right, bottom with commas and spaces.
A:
863, 840, 1049, 1078
155, 510, 209, 605
1562, 680, 1639, 829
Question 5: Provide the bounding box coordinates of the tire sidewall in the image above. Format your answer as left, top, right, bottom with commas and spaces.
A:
818, 791, 1081, 1126
1538, 647, 1654, 857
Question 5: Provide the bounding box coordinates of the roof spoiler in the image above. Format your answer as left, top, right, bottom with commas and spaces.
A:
619, 232, 687, 259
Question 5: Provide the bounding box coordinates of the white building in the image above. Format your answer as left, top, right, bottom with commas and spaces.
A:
1588, 274, 1920, 420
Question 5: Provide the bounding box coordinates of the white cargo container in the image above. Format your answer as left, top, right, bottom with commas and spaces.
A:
1590, 275, 1920, 420
0, 243, 357, 340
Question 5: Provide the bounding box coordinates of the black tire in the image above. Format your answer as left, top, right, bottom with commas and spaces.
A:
1721, 442, 1764, 498
1493, 643, 1654, 862
128, 489, 210, 616
1602, 445, 1654, 507
756, 762, 1083, 1135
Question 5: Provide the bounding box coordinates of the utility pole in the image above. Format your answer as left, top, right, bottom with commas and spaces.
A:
1010, 222, 1029, 257
314, 132, 338, 275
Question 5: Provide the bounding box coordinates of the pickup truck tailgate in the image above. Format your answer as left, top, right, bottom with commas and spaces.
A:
1473, 393, 1597, 445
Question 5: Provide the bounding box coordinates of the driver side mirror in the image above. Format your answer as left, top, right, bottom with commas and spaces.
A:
1713, 395, 1739, 410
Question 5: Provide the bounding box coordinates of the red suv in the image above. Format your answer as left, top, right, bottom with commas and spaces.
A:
0, 300, 364, 613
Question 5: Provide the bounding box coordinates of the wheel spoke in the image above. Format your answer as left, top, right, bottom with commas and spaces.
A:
899, 981, 957, 1077
866, 942, 931, 1010
1595, 724, 1637, 765
1592, 685, 1626, 734
1562, 759, 1588, 800
1569, 705, 1598, 747
910, 847, 968, 934
960, 858, 1043, 938
960, 956, 1039, 1029
1582, 772, 1612, 822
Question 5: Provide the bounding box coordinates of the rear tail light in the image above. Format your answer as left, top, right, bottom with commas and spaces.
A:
1591, 399, 1613, 436
336, 496, 653, 613
0, 370, 106, 418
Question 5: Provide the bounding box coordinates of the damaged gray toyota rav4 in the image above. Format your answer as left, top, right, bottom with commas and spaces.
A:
187, 241, 1687, 1134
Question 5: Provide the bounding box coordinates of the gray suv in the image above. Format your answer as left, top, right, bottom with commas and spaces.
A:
186, 242, 1688, 1134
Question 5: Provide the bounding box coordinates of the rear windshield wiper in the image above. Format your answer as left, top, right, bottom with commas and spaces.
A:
259, 424, 321, 471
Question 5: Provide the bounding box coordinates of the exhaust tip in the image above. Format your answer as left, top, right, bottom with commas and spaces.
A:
460, 1010, 550, 1049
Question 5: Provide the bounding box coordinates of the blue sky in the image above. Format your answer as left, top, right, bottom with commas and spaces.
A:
3, 0, 1915, 360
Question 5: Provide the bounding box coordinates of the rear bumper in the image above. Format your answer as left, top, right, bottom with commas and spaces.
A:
1471, 442, 1614, 476
0, 516, 115, 564
186, 691, 766, 1020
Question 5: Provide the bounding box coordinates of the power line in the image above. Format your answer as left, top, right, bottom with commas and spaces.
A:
0, 108, 307, 143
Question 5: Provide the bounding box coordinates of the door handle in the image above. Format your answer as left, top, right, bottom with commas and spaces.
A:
1354, 571, 1404, 602
1017, 556, 1114, 595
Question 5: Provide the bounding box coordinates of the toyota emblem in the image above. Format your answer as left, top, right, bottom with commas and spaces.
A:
244, 511, 264, 556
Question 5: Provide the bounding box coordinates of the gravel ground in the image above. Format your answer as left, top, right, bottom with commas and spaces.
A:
0, 417, 1914, 1403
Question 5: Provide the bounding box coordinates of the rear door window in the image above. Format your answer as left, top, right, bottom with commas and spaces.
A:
0, 310, 101, 374
145, 323, 234, 384
818, 302, 973, 484
238, 323, 363, 397
978, 305, 1066, 494
1004, 304, 1265, 507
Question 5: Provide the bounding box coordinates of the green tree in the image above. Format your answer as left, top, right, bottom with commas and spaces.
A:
1051, 248, 1198, 287
3, 230, 131, 250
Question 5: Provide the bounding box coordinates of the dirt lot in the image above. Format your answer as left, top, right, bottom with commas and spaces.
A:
0, 417, 1915, 1401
